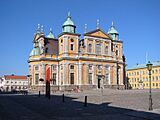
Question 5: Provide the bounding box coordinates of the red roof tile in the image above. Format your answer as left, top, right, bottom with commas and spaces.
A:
4, 75, 27, 80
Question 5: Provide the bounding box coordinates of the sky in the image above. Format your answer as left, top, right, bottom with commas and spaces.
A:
0, 0, 160, 76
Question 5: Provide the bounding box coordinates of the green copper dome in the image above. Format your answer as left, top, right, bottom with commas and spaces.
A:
63, 12, 74, 26
46, 28, 54, 39
108, 22, 118, 34
29, 46, 41, 56
108, 22, 119, 40
62, 12, 76, 33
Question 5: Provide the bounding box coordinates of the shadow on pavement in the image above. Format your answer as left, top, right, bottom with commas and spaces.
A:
0, 93, 160, 120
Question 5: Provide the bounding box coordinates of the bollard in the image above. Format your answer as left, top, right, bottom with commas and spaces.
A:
39, 91, 40, 97
84, 96, 87, 107
62, 94, 65, 102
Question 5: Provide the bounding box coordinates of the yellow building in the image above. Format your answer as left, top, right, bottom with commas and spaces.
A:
28, 12, 126, 91
127, 62, 160, 89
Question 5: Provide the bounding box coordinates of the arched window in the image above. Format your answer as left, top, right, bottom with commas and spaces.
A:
105, 46, 109, 55
116, 46, 118, 56
70, 65, 74, 69
88, 44, 92, 53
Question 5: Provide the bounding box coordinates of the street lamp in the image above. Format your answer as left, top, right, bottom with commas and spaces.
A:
146, 61, 153, 111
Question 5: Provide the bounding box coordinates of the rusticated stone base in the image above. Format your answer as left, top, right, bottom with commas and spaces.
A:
29, 84, 125, 93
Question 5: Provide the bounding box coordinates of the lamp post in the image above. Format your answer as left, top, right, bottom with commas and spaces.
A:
146, 61, 153, 111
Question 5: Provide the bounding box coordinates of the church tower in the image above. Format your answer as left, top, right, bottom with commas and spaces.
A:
58, 12, 80, 57
108, 22, 119, 41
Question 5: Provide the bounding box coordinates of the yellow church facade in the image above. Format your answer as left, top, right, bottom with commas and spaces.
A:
28, 13, 126, 91
127, 62, 160, 89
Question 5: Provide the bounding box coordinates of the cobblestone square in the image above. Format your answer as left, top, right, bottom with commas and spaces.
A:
0, 89, 160, 120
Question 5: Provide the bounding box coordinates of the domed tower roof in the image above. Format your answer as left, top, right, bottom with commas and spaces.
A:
108, 21, 119, 34
29, 47, 40, 56
29, 42, 41, 56
62, 12, 76, 33
108, 22, 119, 40
46, 28, 55, 39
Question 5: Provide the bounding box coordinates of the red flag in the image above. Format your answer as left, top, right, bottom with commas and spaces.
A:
46, 66, 50, 82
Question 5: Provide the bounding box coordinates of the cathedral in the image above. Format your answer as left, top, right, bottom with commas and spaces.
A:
28, 12, 126, 91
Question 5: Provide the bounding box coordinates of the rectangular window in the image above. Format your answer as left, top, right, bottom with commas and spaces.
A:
70, 44, 74, 51
96, 43, 101, 54
70, 73, 74, 84
35, 74, 39, 84
70, 65, 74, 69
88, 44, 92, 53
88, 73, 92, 84
105, 73, 109, 85
52, 65, 56, 70
52, 73, 56, 85
89, 65, 92, 70
98, 65, 102, 70
35, 66, 39, 70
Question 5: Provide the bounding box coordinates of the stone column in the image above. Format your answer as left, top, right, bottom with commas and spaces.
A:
31, 65, 34, 85
84, 38, 88, 54
86, 64, 89, 84
93, 65, 97, 85
109, 40, 111, 56
56, 64, 59, 85
114, 64, 117, 85
64, 63, 69, 85
108, 66, 111, 85
101, 41, 104, 55
64, 36, 68, 56
79, 63, 82, 85
93, 39, 96, 54
76, 37, 79, 55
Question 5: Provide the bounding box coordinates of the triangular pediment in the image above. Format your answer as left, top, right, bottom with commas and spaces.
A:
33, 33, 44, 42
84, 29, 111, 39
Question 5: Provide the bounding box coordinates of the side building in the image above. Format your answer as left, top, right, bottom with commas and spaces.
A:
127, 61, 160, 89
28, 12, 126, 91
2, 75, 28, 92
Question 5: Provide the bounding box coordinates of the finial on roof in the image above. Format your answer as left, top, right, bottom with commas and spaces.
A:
37, 24, 40, 33
96, 19, 99, 29
68, 11, 71, 18
47, 27, 54, 38
112, 21, 114, 26
50, 28, 53, 33
41, 25, 44, 33
84, 24, 87, 33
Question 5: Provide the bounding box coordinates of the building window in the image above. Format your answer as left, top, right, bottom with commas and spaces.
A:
70, 44, 74, 51
98, 65, 102, 70
70, 73, 74, 84
70, 65, 74, 69
35, 66, 39, 70
61, 39, 63, 43
61, 73, 63, 85
35, 74, 39, 84
105, 46, 109, 55
88, 44, 92, 53
61, 65, 63, 70
89, 65, 92, 70
52, 73, 56, 85
105, 73, 109, 85
61, 45, 63, 51
153, 83, 155, 86
52, 65, 56, 70
105, 65, 109, 71
71, 39, 74, 42
88, 73, 92, 84
96, 43, 101, 54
